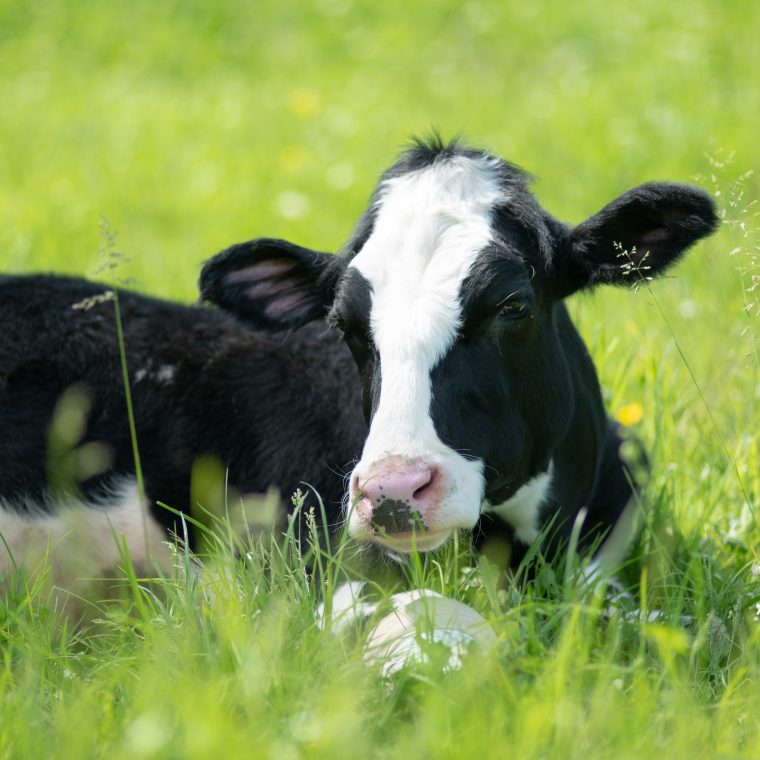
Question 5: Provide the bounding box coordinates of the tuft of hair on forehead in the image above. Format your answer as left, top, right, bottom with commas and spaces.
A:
341, 136, 554, 266
383, 135, 531, 190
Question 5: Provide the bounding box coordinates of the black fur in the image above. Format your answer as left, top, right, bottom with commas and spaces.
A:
0, 275, 365, 543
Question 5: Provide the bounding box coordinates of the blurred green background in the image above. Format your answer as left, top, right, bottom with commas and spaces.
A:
1, 0, 758, 533
2, 0, 758, 289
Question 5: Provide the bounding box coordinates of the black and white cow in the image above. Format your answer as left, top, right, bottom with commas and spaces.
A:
200, 138, 717, 564
0, 138, 717, 584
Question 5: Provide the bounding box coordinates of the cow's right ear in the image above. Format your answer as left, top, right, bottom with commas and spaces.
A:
200, 238, 343, 330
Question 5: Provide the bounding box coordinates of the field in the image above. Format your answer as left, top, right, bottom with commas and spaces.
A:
1, 1, 760, 757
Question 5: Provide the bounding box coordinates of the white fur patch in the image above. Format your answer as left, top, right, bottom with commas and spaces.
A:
348, 155, 508, 537
0, 480, 172, 588
364, 589, 497, 677
483, 463, 554, 544
134, 364, 176, 386
584, 497, 640, 576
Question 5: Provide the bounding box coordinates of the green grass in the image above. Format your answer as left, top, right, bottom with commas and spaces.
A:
1, 1, 760, 757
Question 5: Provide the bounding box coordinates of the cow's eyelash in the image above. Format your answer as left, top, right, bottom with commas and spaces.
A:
495, 290, 521, 308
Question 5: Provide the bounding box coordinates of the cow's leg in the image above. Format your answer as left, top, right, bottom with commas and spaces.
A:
582, 420, 649, 574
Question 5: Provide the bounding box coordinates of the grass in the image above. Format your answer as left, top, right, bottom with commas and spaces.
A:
1, 0, 759, 757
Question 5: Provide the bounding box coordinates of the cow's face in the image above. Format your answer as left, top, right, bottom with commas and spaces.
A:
201, 140, 718, 553
330, 154, 573, 552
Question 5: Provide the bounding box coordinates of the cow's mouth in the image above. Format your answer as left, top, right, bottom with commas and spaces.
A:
369, 528, 452, 554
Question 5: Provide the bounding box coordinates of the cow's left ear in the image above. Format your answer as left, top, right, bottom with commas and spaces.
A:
556, 182, 718, 297
200, 238, 343, 331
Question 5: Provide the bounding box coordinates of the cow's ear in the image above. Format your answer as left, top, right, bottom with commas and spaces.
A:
200, 238, 342, 330
555, 183, 718, 297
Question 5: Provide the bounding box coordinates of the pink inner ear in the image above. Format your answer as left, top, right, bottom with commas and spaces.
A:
264, 292, 315, 318
224, 259, 297, 284
639, 227, 670, 244
245, 280, 293, 299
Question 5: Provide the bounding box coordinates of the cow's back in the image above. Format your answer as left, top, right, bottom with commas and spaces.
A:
0, 275, 366, 540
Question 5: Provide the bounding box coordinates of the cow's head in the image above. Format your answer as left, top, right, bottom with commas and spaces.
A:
201, 139, 717, 553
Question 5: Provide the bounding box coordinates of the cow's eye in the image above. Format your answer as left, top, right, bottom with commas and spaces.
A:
498, 298, 530, 319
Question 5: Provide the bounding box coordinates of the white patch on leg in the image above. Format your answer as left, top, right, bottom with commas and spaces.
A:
584, 496, 640, 577
348, 155, 508, 537
483, 462, 553, 544
0, 480, 173, 587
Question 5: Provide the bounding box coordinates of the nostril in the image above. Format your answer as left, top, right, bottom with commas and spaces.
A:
412, 469, 435, 501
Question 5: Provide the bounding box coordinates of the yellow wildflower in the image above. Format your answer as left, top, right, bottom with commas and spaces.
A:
617, 402, 644, 426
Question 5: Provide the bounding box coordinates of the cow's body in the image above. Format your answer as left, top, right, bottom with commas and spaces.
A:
0, 275, 365, 575
0, 139, 718, 582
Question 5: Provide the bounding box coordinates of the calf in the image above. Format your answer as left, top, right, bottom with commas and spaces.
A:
201, 138, 717, 566
0, 138, 717, 585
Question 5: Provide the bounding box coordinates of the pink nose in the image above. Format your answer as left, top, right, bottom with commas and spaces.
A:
354, 458, 443, 533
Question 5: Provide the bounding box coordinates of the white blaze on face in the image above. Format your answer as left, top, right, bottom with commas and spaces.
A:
348, 155, 509, 537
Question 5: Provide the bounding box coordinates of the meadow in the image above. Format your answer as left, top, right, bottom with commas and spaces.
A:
1, 0, 760, 757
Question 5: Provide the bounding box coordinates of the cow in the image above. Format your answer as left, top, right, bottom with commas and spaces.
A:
199, 138, 718, 567
0, 138, 717, 590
